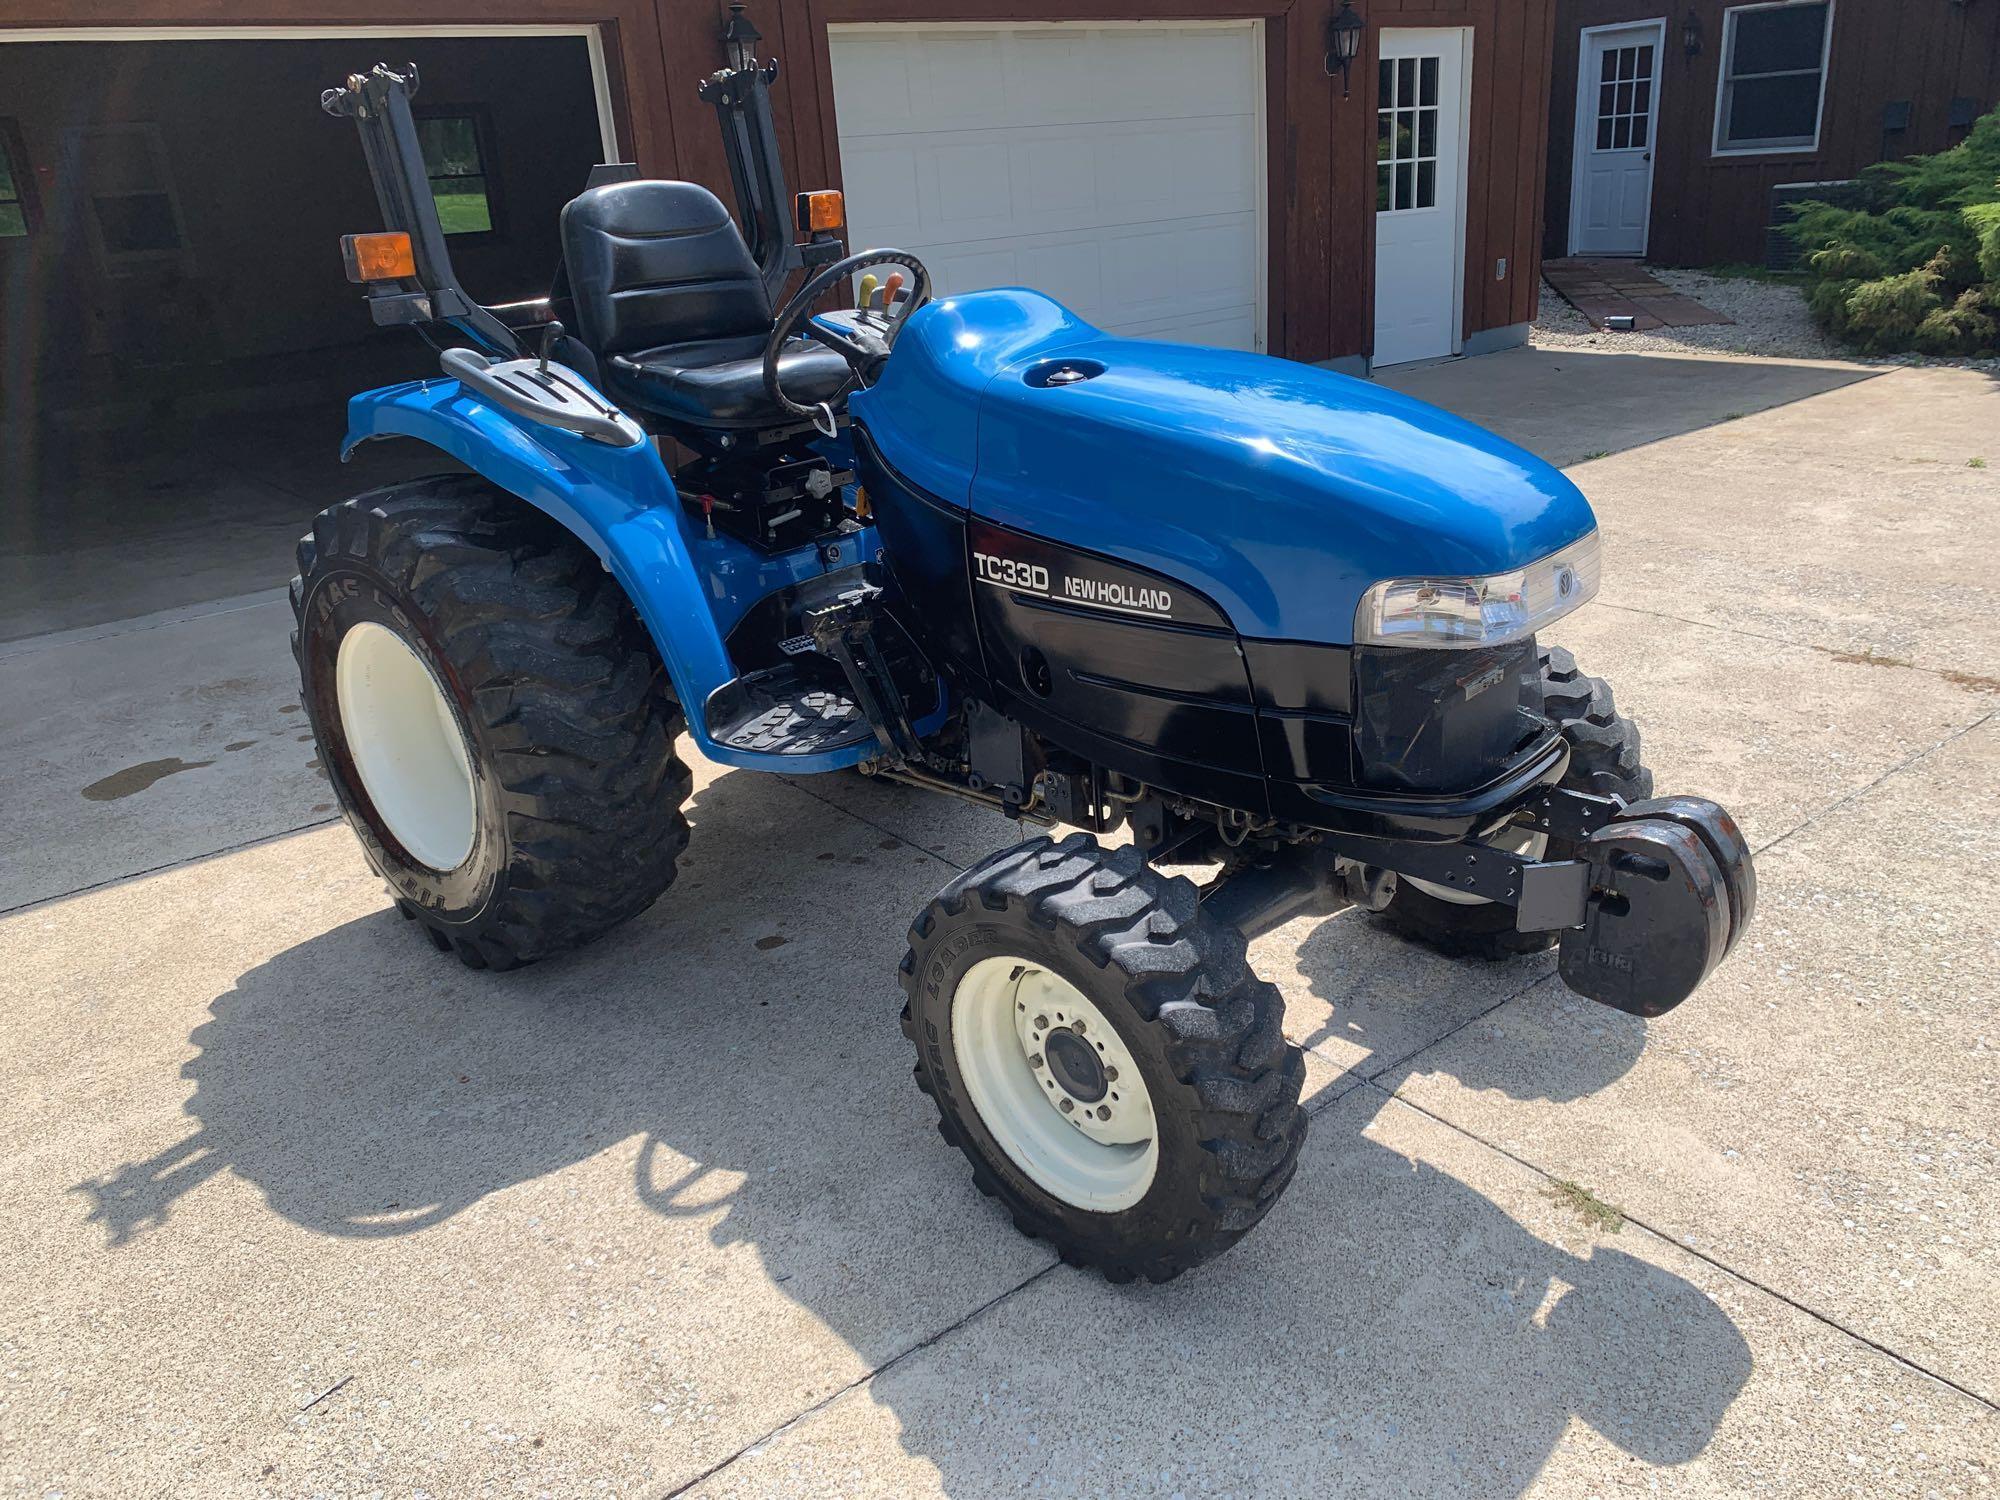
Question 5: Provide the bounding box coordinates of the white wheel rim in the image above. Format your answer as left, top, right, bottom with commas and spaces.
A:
1406, 821, 1549, 905
951, 955, 1159, 1212
335, 621, 477, 872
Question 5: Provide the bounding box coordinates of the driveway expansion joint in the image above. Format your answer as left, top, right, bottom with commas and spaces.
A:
1370, 1082, 2000, 1417
658, 1261, 1062, 1497
0, 815, 343, 920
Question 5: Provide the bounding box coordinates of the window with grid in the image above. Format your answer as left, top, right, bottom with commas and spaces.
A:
0, 120, 32, 238
1715, 1, 1833, 153
1377, 55, 1440, 213
416, 112, 496, 236
1594, 41, 1656, 152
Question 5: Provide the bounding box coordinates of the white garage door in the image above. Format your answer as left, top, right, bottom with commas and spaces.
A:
829, 22, 1266, 351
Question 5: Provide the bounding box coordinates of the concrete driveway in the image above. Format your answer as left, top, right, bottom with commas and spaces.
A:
2, 348, 1994, 1497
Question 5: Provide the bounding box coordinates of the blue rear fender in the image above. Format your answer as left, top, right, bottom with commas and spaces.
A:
340, 379, 878, 773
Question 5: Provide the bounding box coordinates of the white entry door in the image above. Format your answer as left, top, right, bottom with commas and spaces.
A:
1372, 29, 1470, 368
1569, 22, 1663, 255
829, 22, 1266, 350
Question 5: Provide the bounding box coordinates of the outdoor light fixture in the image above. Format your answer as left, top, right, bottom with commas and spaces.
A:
722, 0, 761, 71
1682, 9, 1704, 59
1325, 1, 1366, 96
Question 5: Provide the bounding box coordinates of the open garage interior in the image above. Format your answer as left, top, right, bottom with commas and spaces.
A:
0, 30, 609, 640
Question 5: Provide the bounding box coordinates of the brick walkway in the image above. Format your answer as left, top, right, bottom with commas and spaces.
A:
1543, 258, 1733, 331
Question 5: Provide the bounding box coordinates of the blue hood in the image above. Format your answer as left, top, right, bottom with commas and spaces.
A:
850, 289, 1596, 644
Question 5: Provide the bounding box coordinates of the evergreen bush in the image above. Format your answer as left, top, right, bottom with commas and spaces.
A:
1785, 110, 2000, 356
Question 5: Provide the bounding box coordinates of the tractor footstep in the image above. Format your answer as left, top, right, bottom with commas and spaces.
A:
708, 664, 873, 755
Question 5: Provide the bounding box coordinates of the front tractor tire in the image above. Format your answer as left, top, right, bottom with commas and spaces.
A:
1381, 643, 1653, 961
900, 834, 1308, 1283
291, 474, 692, 970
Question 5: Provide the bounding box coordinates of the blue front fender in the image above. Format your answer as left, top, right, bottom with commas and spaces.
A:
341, 379, 875, 773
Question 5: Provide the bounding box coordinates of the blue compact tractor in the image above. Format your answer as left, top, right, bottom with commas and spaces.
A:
302, 14, 1753, 1280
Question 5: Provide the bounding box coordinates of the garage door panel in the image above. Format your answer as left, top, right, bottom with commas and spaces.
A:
1098, 121, 1253, 218
1018, 241, 1105, 315
833, 22, 1265, 353
840, 146, 923, 241
925, 141, 1018, 235
1021, 138, 1097, 219
826, 44, 919, 133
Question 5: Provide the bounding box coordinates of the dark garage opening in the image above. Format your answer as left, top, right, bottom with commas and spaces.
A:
0, 33, 607, 640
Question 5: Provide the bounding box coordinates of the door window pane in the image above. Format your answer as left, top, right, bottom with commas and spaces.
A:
1592, 40, 1661, 157
1377, 51, 1444, 214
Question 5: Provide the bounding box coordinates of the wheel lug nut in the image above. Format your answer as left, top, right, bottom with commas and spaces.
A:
1058, 1098, 1074, 1114
1073, 1019, 1086, 1034
1034, 1015, 1049, 1031
1096, 1105, 1112, 1121
1029, 1053, 1044, 1069
1103, 1066, 1119, 1082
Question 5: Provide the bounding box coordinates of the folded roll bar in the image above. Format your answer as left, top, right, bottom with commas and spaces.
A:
321, 63, 523, 358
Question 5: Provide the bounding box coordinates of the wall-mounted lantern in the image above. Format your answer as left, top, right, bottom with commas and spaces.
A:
1682, 9, 1704, 59
722, 1, 762, 71
1325, 1, 1366, 97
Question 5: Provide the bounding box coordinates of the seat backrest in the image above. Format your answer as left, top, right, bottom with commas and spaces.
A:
560, 181, 773, 358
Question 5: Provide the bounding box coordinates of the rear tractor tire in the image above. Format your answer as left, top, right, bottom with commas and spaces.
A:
900, 833, 1309, 1283
291, 474, 692, 970
1380, 644, 1653, 961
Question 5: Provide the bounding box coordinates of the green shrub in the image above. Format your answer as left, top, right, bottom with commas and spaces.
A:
1786, 107, 2000, 356
1967, 201, 2000, 281
1842, 260, 1945, 351
1915, 290, 2000, 356
1809, 244, 1884, 281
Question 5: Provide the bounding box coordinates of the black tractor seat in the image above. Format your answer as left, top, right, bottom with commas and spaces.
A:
561, 179, 848, 433
606, 335, 849, 430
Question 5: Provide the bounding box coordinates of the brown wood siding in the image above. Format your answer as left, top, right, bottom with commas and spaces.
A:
2, 0, 1558, 363
1547, 0, 2000, 267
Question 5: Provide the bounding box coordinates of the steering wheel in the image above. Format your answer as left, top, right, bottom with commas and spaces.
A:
763, 249, 931, 433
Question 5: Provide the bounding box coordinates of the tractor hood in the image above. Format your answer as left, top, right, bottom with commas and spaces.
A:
852, 288, 1597, 644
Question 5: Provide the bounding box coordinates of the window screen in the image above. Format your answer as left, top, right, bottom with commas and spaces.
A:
1716, 2, 1832, 152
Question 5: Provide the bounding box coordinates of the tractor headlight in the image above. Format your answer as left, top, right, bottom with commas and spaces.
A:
1354, 531, 1601, 649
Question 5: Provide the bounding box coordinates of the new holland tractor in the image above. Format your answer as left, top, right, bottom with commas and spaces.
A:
300, 12, 1754, 1282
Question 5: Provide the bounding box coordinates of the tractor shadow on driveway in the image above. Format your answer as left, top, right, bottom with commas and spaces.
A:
75, 768, 1750, 1493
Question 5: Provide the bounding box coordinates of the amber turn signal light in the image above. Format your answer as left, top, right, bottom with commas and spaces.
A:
795, 190, 844, 233
341, 231, 416, 283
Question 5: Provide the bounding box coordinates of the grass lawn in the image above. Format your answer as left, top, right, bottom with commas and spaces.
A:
434, 190, 492, 236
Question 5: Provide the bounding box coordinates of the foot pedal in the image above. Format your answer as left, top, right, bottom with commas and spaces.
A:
706, 666, 873, 755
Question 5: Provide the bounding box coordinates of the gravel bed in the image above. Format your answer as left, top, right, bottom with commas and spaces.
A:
1532, 267, 2000, 373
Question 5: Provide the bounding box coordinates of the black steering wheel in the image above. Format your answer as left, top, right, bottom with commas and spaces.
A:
762, 249, 931, 432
